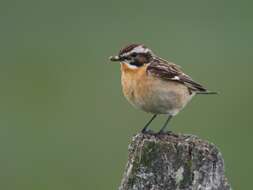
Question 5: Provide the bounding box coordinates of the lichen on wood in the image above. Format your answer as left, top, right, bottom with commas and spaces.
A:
119, 132, 231, 190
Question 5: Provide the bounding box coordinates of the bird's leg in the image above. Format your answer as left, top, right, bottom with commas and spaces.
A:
158, 115, 173, 134
141, 114, 157, 133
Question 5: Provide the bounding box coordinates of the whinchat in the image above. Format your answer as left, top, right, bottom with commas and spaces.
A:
109, 44, 217, 134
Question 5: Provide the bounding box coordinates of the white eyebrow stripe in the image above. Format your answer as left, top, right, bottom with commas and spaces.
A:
121, 52, 131, 57
121, 46, 149, 57
130, 46, 149, 54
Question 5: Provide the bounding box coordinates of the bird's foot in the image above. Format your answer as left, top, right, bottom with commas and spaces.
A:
141, 128, 155, 135
156, 130, 172, 136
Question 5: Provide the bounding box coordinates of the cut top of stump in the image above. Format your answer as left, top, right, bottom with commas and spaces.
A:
119, 132, 231, 190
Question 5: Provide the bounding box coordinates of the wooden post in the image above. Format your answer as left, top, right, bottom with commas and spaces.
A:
119, 132, 231, 190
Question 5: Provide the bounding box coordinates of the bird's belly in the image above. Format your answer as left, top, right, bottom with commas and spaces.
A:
141, 88, 188, 115
122, 74, 194, 115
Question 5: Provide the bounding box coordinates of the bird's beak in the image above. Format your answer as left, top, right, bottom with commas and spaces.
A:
109, 55, 121, 62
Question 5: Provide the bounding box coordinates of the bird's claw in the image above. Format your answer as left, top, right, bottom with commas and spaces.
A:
141, 129, 155, 135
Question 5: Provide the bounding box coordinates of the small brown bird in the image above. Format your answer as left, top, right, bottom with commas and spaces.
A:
109, 44, 217, 133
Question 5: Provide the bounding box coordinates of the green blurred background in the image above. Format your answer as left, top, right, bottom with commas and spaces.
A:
0, 0, 252, 189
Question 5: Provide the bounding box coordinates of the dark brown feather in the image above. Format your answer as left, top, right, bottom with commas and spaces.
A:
119, 44, 141, 55
147, 58, 208, 92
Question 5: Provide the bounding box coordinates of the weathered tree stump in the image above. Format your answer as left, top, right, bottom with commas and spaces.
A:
119, 132, 231, 190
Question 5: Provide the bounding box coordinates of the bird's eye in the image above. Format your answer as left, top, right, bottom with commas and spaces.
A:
132, 53, 137, 57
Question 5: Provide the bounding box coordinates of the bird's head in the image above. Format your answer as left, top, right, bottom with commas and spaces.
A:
109, 44, 154, 69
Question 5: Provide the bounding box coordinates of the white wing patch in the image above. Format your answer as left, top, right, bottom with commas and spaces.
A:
172, 76, 180, 80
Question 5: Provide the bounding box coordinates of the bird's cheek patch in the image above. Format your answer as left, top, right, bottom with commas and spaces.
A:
136, 56, 148, 64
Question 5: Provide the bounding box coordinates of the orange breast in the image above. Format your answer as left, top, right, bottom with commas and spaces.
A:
121, 63, 153, 110
120, 63, 194, 115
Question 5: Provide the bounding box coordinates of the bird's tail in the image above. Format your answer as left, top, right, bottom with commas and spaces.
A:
196, 91, 219, 95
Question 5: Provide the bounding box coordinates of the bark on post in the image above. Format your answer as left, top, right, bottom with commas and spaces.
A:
119, 132, 231, 190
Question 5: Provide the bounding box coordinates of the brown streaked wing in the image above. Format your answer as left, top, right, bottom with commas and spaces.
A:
147, 58, 207, 92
